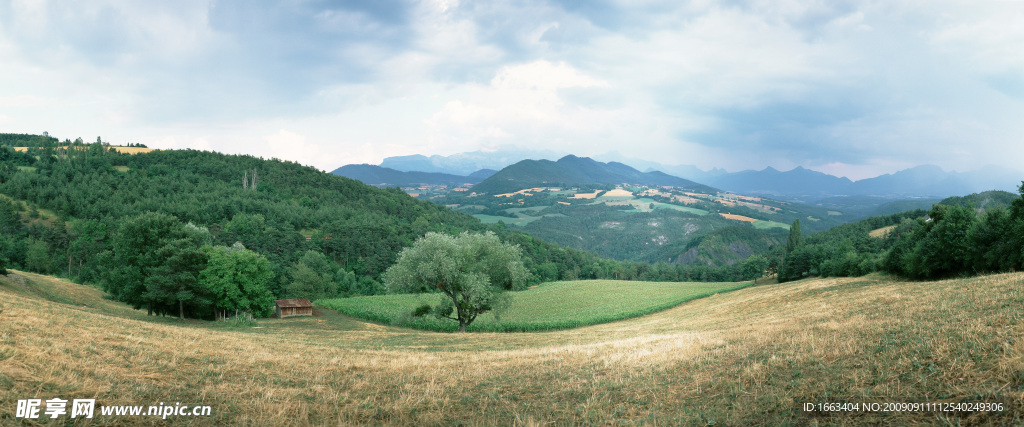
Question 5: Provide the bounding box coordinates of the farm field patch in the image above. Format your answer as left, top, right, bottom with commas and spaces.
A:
753, 219, 791, 230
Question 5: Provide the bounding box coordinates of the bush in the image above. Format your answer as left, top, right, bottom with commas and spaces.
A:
412, 303, 432, 317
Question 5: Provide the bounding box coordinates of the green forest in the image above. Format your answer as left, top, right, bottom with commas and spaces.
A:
778, 190, 1024, 282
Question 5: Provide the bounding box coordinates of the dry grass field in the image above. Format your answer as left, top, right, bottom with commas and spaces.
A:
870, 224, 899, 238
719, 213, 759, 223
1, 270, 1022, 425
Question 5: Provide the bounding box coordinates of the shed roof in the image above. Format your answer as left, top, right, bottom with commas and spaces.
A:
275, 298, 312, 308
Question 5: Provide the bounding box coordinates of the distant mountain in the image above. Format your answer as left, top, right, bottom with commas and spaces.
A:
330, 164, 491, 187
363, 146, 1023, 202
849, 165, 1020, 198
705, 164, 1021, 201
466, 169, 498, 181
707, 166, 853, 199
591, 151, 729, 183
379, 149, 731, 184
471, 155, 718, 195
379, 148, 567, 176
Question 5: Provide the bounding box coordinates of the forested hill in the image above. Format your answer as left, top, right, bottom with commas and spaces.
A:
0, 132, 59, 146
0, 143, 632, 302
472, 155, 718, 195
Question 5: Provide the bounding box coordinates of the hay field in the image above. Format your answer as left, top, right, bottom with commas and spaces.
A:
1, 270, 1022, 425
570, 190, 601, 199
719, 213, 758, 222
601, 188, 633, 198
870, 224, 898, 238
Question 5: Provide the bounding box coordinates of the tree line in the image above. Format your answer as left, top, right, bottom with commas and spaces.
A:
777, 188, 1024, 282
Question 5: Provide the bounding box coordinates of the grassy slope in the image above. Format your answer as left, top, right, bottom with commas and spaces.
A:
317, 280, 749, 332
1, 270, 1022, 425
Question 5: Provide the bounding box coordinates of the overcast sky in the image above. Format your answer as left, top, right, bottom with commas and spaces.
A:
1, 0, 1022, 180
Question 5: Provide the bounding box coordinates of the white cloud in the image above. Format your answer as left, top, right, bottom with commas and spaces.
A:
491, 60, 607, 90
423, 60, 650, 156
926, 2, 1024, 72
1, 0, 1022, 178
266, 130, 327, 168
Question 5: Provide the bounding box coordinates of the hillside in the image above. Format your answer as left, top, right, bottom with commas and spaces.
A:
939, 190, 1018, 211
471, 155, 718, 195
439, 176, 844, 265
1, 270, 1020, 424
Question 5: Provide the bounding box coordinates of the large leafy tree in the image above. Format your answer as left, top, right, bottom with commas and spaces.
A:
200, 243, 276, 319
383, 231, 528, 332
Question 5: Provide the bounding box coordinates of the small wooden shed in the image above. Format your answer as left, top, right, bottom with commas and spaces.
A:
275, 298, 313, 318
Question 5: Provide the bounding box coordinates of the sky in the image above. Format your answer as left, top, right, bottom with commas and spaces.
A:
1, 0, 1022, 180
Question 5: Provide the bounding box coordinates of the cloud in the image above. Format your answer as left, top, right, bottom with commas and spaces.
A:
425, 60, 640, 154
1, 0, 1022, 178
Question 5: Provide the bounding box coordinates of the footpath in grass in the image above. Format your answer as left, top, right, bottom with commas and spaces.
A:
317, 280, 752, 332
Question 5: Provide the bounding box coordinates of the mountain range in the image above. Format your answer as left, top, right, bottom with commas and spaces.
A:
364, 150, 1022, 201
330, 164, 496, 187
378, 148, 568, 176
704, 164, 1021, 201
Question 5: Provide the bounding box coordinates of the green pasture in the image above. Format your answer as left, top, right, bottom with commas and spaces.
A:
472, 214, 540, 226
753, 220, 790, 230
317, 280, 751, 332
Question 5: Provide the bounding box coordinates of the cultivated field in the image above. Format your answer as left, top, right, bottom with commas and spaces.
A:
318, 280, 749, 332
1, 270, 1022, 425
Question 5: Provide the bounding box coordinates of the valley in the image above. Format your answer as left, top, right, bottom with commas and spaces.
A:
3, 136, 1024, 425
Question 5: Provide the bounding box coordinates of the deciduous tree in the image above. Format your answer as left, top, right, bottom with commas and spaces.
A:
383, 231, 528, 332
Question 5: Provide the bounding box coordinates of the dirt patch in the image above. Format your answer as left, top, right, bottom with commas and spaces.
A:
720, 213, 758, 223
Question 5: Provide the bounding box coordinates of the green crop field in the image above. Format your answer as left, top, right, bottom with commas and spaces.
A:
753, 219, 790, 230
317, 280, 750, 332
650, 202, 709, 215
505, 206, 548, 215
472, 214, 540, 226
